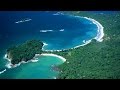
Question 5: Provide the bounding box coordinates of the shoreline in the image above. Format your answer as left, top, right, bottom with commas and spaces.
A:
42, 42, 48, 51
0, 69, 6, 74
4, 54, 39, 69
2, 14, 104, 76
4, 53, 66, 69
41, 53, 66, 62
83, 17, 104, 42
74, 15, 104, 42
42, 39, 92, 52
42, 16, 104, 52
34, 53, 66, 62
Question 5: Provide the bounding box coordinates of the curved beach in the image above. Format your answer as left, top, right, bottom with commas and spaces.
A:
83, 17, 104, 42
4, 16, 104, 69
74, 15, 104, 42
41, 53, 66, 62
2, 13, 104, 78
4, 53, 66, 69
72, 16, 104, 48
42, 16, 104, 52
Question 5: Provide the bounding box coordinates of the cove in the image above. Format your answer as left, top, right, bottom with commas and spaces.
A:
0, 11, 98, 51
0, 11, 103, 79
0, 55, 64, 79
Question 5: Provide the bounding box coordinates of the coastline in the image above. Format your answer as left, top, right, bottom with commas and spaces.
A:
42, 40, 92, 52
83, 17, 104, 42
0, 69, 6, 74
41, 53, 66, 62
42, 15, 104, 52
2, 13, 104, 77
4, 54, 39, 69
34, 53, 66, 62
57, 12, 120, 79
4, 53, 66, 69
74, 15, 104, 42
1, 11, 119, 79
42, 42, 48, 50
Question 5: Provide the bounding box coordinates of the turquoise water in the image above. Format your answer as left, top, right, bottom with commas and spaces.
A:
0, 56, 64, 79
0, 11, 99, 79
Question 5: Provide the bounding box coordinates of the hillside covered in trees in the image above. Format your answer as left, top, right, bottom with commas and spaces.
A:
5, 11, 120, 79
51, 11, 120, 79
6, 40, 43, 65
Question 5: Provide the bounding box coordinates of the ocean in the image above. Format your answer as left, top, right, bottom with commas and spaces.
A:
0, 11, 98, 79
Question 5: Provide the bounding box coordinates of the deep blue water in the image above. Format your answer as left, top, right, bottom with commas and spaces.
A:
0, 11, 99, 78
0, 11, 98, 50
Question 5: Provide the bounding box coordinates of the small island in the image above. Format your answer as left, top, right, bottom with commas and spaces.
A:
3, 11, 120, 79
6, 40, 43, 65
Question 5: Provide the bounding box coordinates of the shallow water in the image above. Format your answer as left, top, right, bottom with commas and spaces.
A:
0, 56, 64, 79
0, 11, 98, 78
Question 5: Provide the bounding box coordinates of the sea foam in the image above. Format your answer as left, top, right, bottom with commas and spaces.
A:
0, 69, 6, 74
4, 53, 39, 69
53, 12, 64, 16
59, 29, 64, 32
15, 18, 32, 24
40, 30, 53, 32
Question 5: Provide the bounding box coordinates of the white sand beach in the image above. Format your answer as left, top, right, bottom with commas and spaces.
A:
74, 15, 104, 42
3, 15, 104, 69
41, 53, 66, 62
42, 16, 104, 52
84, 17, 104, 42
4, 52, 66, 69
